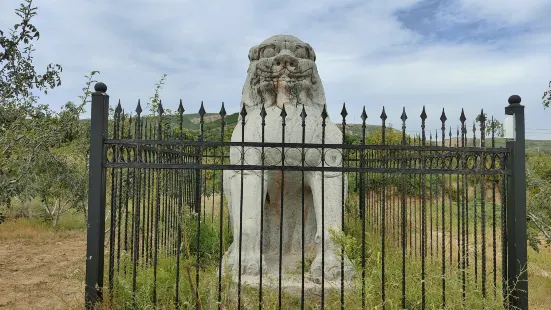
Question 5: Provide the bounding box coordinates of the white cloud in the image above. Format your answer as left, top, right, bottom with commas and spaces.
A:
1, 0, 550, 139
454, 0, 550, 26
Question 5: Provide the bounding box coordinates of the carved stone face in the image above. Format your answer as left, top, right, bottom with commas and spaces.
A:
241, 35, 326, 110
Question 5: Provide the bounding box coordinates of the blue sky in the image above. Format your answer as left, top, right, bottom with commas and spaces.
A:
1, 0, 551, 139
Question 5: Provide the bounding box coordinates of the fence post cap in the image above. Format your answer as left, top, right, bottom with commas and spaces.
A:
94, 82, 107, 93
508, 95, 521, 105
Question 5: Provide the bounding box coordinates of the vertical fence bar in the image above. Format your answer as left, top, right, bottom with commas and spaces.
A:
140, 123, 147, 265
152, 102, 164, 306
196, 103, 206, 310
400, 107, 407, 310
501, 158, 508, 308
360, 107, 367, 310
300, 105, 307, 310
175, 101, 185, 309
129, 114, 135, 268
435, 131, 439, 258
380, 107, 387, 309
413, 135, 418, 259
237, 105, 247, 310
429, 131, 433, 260
132, 101, 143, 309
340, 103, 347, 310
449, 127, 453, 266
440, 109, 447, 308
148, 124, 154, 266
85, 82, 109, 309
420, 106, 427, 309
278, 105, 287, 310
144, 121, 150, 266
491, 117, 498, 299
460, 110, 467, 308
218, 103, 227, 309
504, 95, 527, 310
479, 110, 487, 301
321, 105, 328, 309
118, 112, 126, 274
473, 122, 478, 287
108, 102, 122, 304
409, 135, 413, 257
456, 127, 460, 270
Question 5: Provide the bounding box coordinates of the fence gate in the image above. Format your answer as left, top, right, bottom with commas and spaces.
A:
85, 82, 527, 309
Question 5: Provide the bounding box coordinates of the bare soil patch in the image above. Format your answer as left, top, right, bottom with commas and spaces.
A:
0, 220, 86, 310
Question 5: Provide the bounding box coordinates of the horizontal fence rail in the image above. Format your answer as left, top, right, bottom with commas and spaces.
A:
85, 82, 528, 310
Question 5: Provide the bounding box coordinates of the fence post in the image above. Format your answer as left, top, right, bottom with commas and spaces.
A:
504, 94, 527, 309
85, 82, 109, 309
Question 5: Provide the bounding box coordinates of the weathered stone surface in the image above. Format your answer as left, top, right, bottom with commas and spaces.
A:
222, 35, 354, 288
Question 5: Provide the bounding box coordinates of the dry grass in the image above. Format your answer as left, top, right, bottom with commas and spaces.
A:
527, 245, 551, 310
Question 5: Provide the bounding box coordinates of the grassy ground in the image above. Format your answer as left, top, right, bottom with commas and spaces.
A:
0, 200, 550, 309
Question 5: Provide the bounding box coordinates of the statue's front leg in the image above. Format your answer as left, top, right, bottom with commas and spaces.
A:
227, 170, 268, 278
308, 171, 354, 283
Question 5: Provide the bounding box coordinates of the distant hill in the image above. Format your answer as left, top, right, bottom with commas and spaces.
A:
444, 137, 551, 153
81, 113, 551, 152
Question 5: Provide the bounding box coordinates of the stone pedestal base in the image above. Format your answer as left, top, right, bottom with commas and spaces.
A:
224, 253, 354, 296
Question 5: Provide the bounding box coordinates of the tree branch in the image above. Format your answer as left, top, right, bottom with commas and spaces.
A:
528, 211, 551, 241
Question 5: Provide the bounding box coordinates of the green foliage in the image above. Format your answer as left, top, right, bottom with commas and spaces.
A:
187, 214, 230, 265
107, 209, 508, 309
0, 0, 62, 103
30, 152, 81, 225
476, 113, 504, 138
0, 0, 96, 222
147, 73, 170, 115
526, 151, 551, 251
365, 126, 403, 145
0, 0, 65, 205
543, 80, 551, 109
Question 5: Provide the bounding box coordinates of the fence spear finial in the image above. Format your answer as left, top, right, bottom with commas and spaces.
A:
401, 107, 407, 123
158, 100, 164, 115
198, 101, 206, 118
136, 99, 142, 115
115, 99, 122, 114
220, 102, 226, 117
177, 99, 185, 114
321, 104, 328, 120
380, 106, 387, 122
341, 102, 348, 122
300, 105, 307, 124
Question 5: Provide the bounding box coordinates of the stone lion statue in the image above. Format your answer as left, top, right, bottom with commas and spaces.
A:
222, 35, 354, 286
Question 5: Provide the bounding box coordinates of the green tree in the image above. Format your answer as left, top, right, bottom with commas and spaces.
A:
27, 149, 87, 226
365, 126, 403, 145
0, 0, 63, 204
475, 112, 504, 137
3, 71, 98, 224
542, 81, 551, 109
526, 152, 551, 250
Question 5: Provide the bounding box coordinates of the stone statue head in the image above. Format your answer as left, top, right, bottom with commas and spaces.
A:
241, 35, 326, 110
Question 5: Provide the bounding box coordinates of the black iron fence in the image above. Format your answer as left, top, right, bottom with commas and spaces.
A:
85, 82, 527, 309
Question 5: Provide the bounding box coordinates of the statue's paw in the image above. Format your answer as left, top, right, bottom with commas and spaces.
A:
309, 251, 355, 283
222, 253, 267, 279
241, 256, 267, 276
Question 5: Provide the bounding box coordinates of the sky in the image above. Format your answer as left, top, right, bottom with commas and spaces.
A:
1, 0, 551, 139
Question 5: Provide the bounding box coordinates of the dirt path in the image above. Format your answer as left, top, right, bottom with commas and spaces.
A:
0, 221, 86, 310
